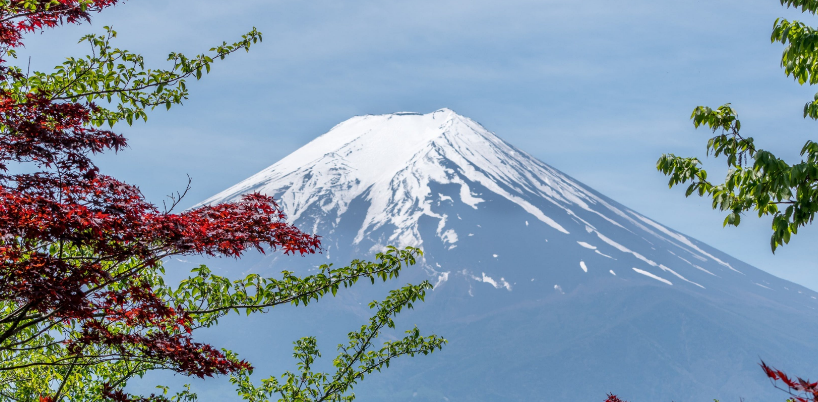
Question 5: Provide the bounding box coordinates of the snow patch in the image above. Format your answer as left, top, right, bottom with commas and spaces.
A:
609, 270, 616, 276
457, 180, 484, 209
580, 261, 588, 273
658, 264, 704, 289
593, 230, 658, 267
554, 284, 564, 294
595, 250, 614, 259
629, 213, 743, 274
633, 268, 672, 286
587, 228, 702, 290
577, 241, 597, 250
676, 255, 717, 276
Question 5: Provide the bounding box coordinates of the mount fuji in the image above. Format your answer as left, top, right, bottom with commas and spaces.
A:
194, 109, 818, 401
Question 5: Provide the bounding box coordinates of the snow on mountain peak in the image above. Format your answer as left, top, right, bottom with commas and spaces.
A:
198, 109, 737, 279
200, 108, 593, 245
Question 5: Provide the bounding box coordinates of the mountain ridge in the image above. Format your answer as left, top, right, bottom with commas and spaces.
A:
199, 108, 793, 297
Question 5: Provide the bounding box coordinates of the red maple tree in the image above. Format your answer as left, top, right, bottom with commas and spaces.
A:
0, 1, 319, 400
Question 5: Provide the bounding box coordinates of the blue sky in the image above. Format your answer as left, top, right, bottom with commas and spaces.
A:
18, 0, 818, 290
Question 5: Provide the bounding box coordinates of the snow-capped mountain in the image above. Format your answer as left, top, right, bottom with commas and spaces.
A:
194, 109, 818, 402
203, 108, 577, 248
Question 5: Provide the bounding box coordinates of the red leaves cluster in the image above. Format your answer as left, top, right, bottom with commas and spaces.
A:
67, 283, 251, 378
0, 93, 126, 171
0, 0, 119, 50
761, 361, 818, 402
605, 393, 627, 402
0, 0, 321, 399
99, 385, 169, 402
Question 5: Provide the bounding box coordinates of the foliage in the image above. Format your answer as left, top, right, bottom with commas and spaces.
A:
655, 2, 818, 402
1, 246, 443, 401
656, 1, 818, 251
761, 361, 818, 402
231, 280, 446, 402
0, 1, 445, 401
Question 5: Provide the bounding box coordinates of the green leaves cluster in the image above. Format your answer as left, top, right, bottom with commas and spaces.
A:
773, 2, 818, 119
0, 249, 188, 402
0, 246, 444, 401
781, 0, 818, 14
231, 281, 446, 402
1, 25, 262, 127
162, 246, 421, 327
657, 0, 818, 251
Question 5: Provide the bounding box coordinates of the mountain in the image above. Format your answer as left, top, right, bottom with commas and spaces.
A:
194, 109, 818, 401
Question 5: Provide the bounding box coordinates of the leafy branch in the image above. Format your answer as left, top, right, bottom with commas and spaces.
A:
162, 246, 421, 326
230, 281, 446, 402
1, 25, 262, 128
657, 0, 818, 252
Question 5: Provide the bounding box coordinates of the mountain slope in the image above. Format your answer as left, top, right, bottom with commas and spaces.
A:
195, 109, 818, 402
